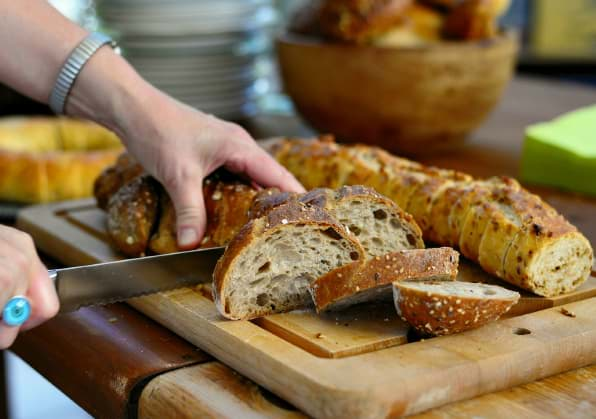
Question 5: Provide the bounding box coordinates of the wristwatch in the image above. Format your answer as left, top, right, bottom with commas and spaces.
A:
49, 32, 120, 115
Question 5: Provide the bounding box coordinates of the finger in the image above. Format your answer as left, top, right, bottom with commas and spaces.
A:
166, 179, 208, 250
21, 260, 59, 331
0, 226, 37, 259
0, 250, 30, 305
0, 260, 17, 306
0, 323, 20, 350
225, 143, 305, 193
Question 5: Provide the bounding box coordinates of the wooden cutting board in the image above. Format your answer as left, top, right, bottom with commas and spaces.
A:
17, 199, 596, 418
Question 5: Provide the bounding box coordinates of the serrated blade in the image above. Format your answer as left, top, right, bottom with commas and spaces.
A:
51, 247, 225, 312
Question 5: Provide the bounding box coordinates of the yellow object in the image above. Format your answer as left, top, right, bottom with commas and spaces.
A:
0, 117, 123, 203
532, 0, 596, 58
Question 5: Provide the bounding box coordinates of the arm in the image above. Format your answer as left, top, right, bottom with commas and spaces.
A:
0, 0, 303, 347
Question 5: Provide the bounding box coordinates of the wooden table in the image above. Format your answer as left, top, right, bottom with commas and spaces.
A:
11, 76, 596, 418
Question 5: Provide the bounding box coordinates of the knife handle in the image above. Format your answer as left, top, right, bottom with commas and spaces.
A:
2, 296, 31, 327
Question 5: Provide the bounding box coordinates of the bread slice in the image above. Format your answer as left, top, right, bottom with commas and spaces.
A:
477, 187, 547, 278
393, 281, 520, 336
213, 201, 365, 320
501, 202, 593, 297
250, 185, 425, 257
300, 186, 425, 256
310, 247, 459, 312
426, 181, 473, 245
456, 177, 520, 260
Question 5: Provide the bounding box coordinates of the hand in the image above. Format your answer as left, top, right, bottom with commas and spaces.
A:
64, 45, 304, 249
0, 226, 59, 349
114, 92, 305, 248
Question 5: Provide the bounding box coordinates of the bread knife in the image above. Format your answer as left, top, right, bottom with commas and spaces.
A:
1, 246, 225, 326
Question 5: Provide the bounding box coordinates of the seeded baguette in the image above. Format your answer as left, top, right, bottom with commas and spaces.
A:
250, 185, 425, 256
106, 175, 159, 257
426, 181, 473, 245
213, 201, 366, 320
501, 202, 593, 297
311, 247, 459, 312
476, 187, 548, 278
96, 155, 261, 257
393, 281, 520, 336
265, 137, 593, 296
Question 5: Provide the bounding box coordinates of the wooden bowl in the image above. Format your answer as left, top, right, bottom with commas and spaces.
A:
276, 32, 518, 155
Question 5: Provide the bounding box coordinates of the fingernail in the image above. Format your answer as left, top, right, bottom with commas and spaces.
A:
178, 227, 198, 248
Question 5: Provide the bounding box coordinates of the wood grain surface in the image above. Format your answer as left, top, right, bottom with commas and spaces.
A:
15, 200, 596, 418
11, 303, 210, 419
138, 361, 596, 419
12, 76, 596, 418
139, 362, 306, 419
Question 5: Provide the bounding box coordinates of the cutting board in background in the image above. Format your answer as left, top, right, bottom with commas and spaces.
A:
17, 200, 596, 418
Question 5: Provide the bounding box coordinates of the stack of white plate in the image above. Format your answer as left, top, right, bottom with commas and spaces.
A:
96, 0, 278, 119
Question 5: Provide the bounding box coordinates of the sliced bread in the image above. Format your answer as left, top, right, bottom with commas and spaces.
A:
310, 247, 459, 312
249, 185, 425, 257
299, 186, 425, 256
213, 201, 365, 320
393, 281, 520, 336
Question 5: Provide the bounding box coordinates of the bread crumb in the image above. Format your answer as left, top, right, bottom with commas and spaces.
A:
126, 236, 134, 245
281, 218, 288, 224
315, 333, 325, 339
560, 308, 576, 318
108, 317, 118, 323
455, 299, 461, 304
201, 236, 210, 245
212, 191, 222, 200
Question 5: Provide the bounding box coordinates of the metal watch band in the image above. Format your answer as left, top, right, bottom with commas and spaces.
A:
49, 32, 119, 115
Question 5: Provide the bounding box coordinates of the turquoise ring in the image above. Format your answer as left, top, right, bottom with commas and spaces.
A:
2, 296, 31, 327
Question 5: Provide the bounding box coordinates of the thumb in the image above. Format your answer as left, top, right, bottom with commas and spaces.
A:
21, 261, 60, 331
166, 180, 207, 250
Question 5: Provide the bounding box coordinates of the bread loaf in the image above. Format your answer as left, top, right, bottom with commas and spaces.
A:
393, 280, 520, 336
0, 116, 122, 203
311, 247, 459, 311
266, 137, 593, 297
213, 201, 366, 320
95, 154, 259, 257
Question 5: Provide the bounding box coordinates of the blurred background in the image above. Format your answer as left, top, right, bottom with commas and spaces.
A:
1, 0, 595, 118
2, 0, 596, 418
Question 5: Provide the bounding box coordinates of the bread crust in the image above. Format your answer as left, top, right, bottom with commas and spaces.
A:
311, 247, 459, 311
393, 281, 519, 336
318, 0, 413, 43
477, 187, 548, 277
94, 153, 144, 210
501, 201, 593, 296
213, 201, 366, 320
426, 181, 472, 245
106, 175, 159, 257
268, 137, 593, 297
0, 117, 122, 203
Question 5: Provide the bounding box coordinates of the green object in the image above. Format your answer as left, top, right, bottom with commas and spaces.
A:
521, 104, 596, 196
